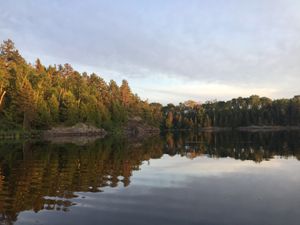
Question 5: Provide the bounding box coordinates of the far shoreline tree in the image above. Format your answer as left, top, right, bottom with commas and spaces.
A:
161, 96, 300, 130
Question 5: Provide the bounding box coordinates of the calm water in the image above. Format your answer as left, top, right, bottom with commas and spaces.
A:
0, 131, 300, 225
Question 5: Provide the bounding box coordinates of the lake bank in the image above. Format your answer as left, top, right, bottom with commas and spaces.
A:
169, 126, 300, 132
42, 123, 107, 137
0, 119, 160, 140
237, 125, 300, 132
1, 124, 300, 140
0, 130, 42, 140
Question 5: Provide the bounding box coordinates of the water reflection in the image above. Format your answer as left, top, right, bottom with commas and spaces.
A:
164, 131, 300, 161
0, 131, 299, 224
0, 136, 164, 224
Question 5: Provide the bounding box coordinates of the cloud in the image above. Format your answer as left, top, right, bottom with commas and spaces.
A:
0, 0, 300, 102
146, 154, 297, 178
139, 81, 278, 104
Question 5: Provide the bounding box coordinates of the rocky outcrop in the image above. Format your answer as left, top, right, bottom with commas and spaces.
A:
124, 117, 160, 138
42, 136, 103, 145
43, 123, 107, 137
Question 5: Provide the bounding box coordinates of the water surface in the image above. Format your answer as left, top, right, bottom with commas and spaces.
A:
0, 131, 299, 225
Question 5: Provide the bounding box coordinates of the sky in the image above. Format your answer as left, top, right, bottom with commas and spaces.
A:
0, 0, 300, 104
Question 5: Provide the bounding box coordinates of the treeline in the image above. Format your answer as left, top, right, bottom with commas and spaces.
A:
1, 39, 299, 132
162, 95, 300, 129
0, 40, 162, 130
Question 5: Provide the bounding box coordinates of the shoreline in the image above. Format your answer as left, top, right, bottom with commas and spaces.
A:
167, 126, 300, 132
236, 126, 300, 132
1, 125, 300, 140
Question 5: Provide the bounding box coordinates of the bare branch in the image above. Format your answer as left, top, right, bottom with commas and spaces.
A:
0, 90, 6, 108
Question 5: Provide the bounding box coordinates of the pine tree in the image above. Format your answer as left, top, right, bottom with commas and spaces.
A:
120, 80, 132, 107
17, 78, 36, 130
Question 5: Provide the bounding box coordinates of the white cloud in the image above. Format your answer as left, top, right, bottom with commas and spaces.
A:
1, 0, 300, 103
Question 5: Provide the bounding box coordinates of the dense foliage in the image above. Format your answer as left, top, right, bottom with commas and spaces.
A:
162, 96, 300, 129
1, 39, 299, 132
0, 40, 162, 130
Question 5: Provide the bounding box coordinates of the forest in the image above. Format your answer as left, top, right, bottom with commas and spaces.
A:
0, 40, 162, 131
162, 96, 300, 130
0, 39, 299, 132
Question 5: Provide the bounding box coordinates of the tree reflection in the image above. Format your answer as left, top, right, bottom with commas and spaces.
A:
0, 131, 299, 223
0, 137, 164, 224
164, 131, 300, 162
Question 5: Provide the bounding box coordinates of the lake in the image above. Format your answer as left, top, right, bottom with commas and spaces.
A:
0, 131, 299, 225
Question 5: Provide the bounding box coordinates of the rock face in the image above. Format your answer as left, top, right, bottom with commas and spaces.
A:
42, 136, 103, 145
43, 123, 107, 137
124, 117, 160, 138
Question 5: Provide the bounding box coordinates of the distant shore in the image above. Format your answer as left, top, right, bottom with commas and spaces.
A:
163, 125, 300, 133
197, 126, 300, 132
236, 125, 300, 132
